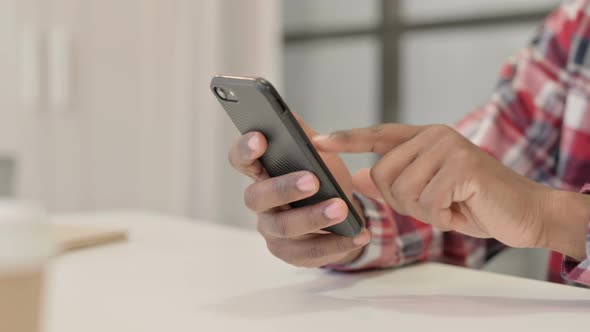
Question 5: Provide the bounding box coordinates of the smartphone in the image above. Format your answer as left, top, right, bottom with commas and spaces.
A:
210, 75, 364, 237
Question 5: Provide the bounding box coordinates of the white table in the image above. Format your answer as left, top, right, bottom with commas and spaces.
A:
46, 212, 590, 332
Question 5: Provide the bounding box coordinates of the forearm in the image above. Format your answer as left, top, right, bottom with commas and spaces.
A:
540, 189, 590, 261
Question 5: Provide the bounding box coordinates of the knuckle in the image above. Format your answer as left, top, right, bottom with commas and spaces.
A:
271, 213, 290, 238
441, 124, 454, 133
433, 213, 452, 230
445, 130, 464, 145
227, 150, 237, 169
330, 130, 352, 142
390, 197, 409, 215
274, 176, 294, 201
294, 260, 315, 269
433, 124, 454, 135
243, 185, 259, 210
429, 125, 459, 143
266, 240, 283, 258
390, 184, 416, 216
455, 147, 470, 160
395, 203, 409, 216
418, 192, 434, 210
294, 259, 313, 268
307, 205, 325, 230
370, 163, 388, 184
391, 179, 413, 199
291, 261, 304, 268
256, 219, 265, 236
307, 240, 326, 259
370, 124, 391, 137
390, 182, 403, 199
335, 236, 349, 252
453, 146, 478, 168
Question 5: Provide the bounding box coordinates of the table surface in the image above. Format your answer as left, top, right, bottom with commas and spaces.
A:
45, 212, 590, 332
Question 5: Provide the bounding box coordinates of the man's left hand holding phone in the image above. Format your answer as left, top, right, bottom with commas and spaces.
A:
228, 114, 371, 268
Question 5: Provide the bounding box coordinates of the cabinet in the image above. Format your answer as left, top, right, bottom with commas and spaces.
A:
0, 0, 183, 212
0, 0, 281, 223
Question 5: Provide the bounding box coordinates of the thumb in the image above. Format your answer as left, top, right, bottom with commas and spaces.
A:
352, 168, 383, 200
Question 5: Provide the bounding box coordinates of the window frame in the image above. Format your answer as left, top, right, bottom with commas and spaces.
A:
284, 0, 553, 122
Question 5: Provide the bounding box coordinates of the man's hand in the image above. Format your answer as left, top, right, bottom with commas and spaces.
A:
228, 116, 370, 268
314, 124, 555, 251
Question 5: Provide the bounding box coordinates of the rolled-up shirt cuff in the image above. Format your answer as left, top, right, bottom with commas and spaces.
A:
561, 184, 590, 285
326, 193, 398, 272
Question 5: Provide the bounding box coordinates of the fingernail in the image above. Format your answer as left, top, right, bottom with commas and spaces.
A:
296, 173, 316, 192
323, 202, 345, 220
313, 134, 329, 142
353, 231, 370, 246
247, 135, 260, 151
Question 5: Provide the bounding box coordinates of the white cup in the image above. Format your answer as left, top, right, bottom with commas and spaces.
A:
0, 201, 55, 332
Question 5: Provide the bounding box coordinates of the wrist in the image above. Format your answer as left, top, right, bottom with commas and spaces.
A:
539, 189, 590, 261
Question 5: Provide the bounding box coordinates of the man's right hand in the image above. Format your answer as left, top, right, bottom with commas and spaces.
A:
228, 129, 371, 268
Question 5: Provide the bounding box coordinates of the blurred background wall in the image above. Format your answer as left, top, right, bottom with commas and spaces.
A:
0, 0, 280, 227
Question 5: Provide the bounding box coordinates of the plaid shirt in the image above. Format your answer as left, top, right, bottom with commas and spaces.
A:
334, 0, 590, 286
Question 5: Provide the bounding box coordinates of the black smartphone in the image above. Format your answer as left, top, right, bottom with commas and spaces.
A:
210, 75, 364, 237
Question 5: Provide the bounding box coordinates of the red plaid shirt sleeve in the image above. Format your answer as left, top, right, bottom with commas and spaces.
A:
330, 0, 590, 286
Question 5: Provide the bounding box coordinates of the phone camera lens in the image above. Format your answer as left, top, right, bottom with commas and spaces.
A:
215, 87, 228, 100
